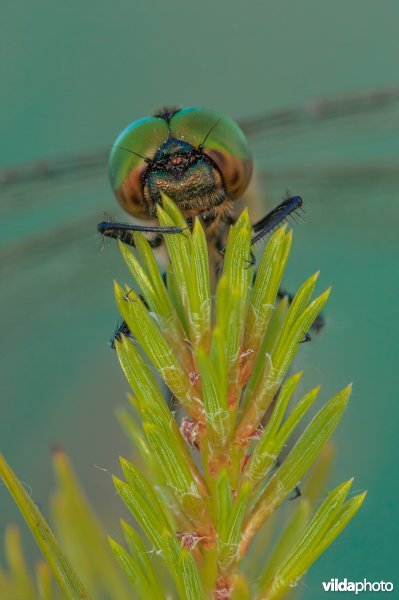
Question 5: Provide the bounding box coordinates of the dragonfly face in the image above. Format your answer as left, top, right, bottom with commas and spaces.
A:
109, 107, 253, 225
101, 105, 306, 268
100, 105, 303, 283
1, 87, 398, 274
1, 87, 397, 438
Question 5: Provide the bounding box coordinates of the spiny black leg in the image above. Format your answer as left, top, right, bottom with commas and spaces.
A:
246, 195, 325, 337
300, 332, 312, 344
109, 319, 132, 349
215, 197, 303, 259
289, 486, 302, 500
109, 294, 148, 349
251, 196, 303, 245
97, 220, 186, 248
244, 250, 256, 269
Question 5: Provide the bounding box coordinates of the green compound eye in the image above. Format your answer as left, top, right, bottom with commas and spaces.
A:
109, 107, 253, 219
170, 108, 252, 199
109, 116, 169, 218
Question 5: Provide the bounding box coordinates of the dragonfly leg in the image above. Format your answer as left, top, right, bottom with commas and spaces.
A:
217, 196, 303, 258
251, 196, 324, 336
300, 332, 312, 344
216, 197, 303, 269
97, 220, 187, 248
251, 195, 303, 245
109, 319, 133, 349
244, 250, 256, 269
110, 293, 149, 349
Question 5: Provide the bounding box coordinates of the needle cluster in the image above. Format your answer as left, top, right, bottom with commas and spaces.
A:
0, 196, 364, 600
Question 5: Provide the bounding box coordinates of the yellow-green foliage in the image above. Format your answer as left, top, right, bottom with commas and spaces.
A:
0, 197, 365, 599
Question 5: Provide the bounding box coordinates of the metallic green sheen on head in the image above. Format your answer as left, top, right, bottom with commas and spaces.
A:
109, 107, 253, 219
109, 116, 170, 218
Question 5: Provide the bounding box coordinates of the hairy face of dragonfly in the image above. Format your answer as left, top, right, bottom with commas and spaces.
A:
2, 87, 398, 269
109, 107, 253, 223
100, 107, 302, 252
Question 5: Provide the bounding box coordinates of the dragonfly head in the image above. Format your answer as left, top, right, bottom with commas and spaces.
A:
109, 107, 253, 220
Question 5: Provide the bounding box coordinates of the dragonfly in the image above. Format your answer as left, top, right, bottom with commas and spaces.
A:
2, 86, 398, 259
98, 106, 301, 256
1, 85, 398, 484
1, 86, 398, 337
95, 105, 307, 346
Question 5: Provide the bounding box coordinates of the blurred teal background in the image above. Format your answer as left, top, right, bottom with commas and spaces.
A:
1, 0, 398, 597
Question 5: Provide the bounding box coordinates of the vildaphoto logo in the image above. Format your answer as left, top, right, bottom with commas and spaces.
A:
322, 578, 394, 594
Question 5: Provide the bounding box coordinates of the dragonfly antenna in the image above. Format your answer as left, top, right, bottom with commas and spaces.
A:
111, 145, 152, 164
200, 119, 221, 148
